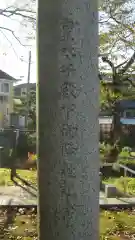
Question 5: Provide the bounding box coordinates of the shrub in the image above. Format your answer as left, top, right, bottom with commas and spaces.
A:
100, 142, 120, 163
118, 158, 135, 166
100, 142, 113, 154
16, 132, 36, 157
27, 133, 36, 152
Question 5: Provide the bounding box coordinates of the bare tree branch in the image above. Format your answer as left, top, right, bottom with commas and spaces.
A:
0, 8, 36, 21
102, 53, 135, 83
109, 7, 135, 34
0, 6, 13, 15
8, 8, 36, 14
0, 5, 36, 46
115, 60, 128, 69
119, 51, 135, 75
98, 17, 111, 24
122, 76, 135, 88
0, 29, 18, 58
108, 34, 121, 56
0, 29, 32, 64
98, 72, 103, 80
102, 57, 116, 74
0, 26, 31, 47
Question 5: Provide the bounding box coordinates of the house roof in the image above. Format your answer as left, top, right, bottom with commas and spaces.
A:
14, 83, 36, 89
117, 99, 135, 109
99, 116, 135, 126
0, 70, 18, 81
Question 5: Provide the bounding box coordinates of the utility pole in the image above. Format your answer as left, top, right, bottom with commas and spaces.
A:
26, 50, 31, 128
37, 1, 99, 240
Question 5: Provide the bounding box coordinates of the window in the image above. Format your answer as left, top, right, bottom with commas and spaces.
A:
0, 96, 8, 103
0, 96, 3, 103
1, 83, 9, 93
21, 88, 27, 96
123, 109, 135, 118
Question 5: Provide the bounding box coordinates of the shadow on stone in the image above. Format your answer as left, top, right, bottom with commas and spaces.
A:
12, 179, 37, 198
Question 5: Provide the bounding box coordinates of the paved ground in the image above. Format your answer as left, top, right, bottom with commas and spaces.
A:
0, 186, 37, 205
100, 191, 135, 205
0, 187, 135, 206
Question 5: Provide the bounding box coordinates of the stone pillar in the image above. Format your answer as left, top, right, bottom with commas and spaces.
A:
37, 0, 99, 239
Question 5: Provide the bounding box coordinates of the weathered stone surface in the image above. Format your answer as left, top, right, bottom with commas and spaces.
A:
105, 184, 117, 198
38, 0, 99, 239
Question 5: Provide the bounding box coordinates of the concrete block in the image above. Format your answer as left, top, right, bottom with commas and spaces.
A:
105, 184, 117, 198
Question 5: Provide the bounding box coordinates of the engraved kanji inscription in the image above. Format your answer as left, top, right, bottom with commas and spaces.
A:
66, 166, 76, 178
61, 82, 81, 99
60, 163, 76, 179
60, 104, 76, 120
61, 124, 78, 138
60, 18, 74, 42
60, 63, 76, 76
62, 142, 79, 155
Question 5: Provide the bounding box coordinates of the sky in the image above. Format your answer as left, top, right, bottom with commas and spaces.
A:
0, 0, 36, 84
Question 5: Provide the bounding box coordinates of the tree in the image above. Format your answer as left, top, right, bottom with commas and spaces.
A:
99, 53, 135, 163
0, 1, 36, 58
99, 0, 135, 160
37, 0, 99, 239
99, 0, 135, 101
99, 0, 135, 62
26, 90, 36, 129
14, 90, 36, 129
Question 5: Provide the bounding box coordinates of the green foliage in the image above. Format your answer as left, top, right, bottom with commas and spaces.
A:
0, 207, 37, 239
27, 132, 36, 152
15, 132, 36, 160
104, 177, 135, 195
119, 147, 132, 157
99, 0, 135, 146
99, 33, 110, 47
2, 206, 135, 240
14, 90, 36, 130
100, 142, 119, 163
100, 142, 135, 163
100, 81, 123, 111
22, 90, 36, 130
118, 176, 128, 194
28, 90, 36, 129
118, 147, 135, 164
100, 142, 113, 154
100, 209, 135, 239
0, 168, 37, 186
118, 158, 135, 166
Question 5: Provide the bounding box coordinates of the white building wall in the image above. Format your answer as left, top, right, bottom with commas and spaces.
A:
0, 79, 14, 128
